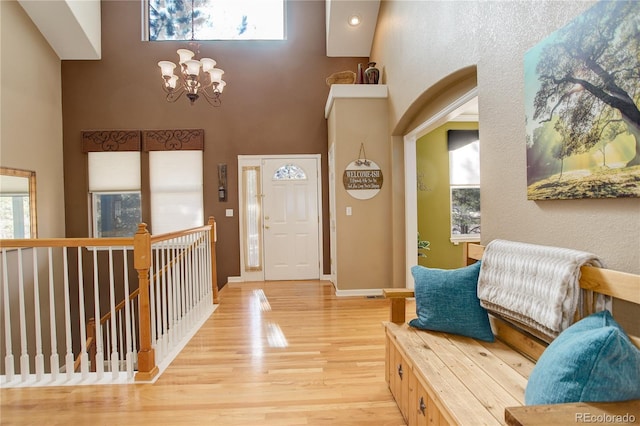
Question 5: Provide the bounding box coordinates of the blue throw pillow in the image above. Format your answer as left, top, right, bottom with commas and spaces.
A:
408, 262, 494, 342
525, 310, 640, 405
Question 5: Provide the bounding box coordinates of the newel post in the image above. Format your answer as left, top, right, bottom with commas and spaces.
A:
133, 223, 159, 381
208, 216, 220, 304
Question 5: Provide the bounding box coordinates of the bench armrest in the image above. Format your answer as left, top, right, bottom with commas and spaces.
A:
382, 288, 415, 323
505, 400, 640, 425
382, 288, 415, 298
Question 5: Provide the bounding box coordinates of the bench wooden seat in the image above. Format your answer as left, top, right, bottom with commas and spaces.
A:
384, 243, 640, 425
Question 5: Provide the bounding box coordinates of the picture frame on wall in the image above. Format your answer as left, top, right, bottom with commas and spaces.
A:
524, 0, 640, 200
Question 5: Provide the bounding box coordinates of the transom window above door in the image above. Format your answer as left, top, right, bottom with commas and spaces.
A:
146, 0, 286, 41
272, 164, 307, 180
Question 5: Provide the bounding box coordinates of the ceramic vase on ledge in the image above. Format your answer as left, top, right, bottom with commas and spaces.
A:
365, 62, 380, 84
356, 63, 365, 84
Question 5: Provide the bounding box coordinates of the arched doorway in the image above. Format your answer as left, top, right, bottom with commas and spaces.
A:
394, 67, 478, 287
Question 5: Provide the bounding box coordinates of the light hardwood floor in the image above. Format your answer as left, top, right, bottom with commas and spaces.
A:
1, 281, 409, 425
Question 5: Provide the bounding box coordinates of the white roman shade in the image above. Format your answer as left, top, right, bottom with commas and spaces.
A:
149, 150, 203, 234
88, 151, 141, 191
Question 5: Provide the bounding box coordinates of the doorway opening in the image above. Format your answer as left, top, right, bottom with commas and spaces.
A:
403, 89, 478, 287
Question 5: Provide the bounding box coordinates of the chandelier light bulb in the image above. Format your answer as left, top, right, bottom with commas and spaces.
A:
183, 59, 202, 76
167, 75, 179, 89
208, 68, 224, 84
158, 61, 177, 78
200, 58, 217, 73
177, 49, 195, 64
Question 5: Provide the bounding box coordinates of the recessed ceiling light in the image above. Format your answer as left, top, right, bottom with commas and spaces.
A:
348, 15, 361, 27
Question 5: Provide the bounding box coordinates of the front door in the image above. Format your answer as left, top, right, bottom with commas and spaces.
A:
262, 158, 320, 280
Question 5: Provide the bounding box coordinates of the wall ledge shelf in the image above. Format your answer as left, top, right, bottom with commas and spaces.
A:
325, 84, 388, 118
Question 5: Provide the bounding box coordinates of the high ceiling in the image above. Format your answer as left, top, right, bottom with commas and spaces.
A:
325, 0, 380, 57
18, 0, 379, 60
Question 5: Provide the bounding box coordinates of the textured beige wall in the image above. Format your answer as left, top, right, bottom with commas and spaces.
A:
0, 0, 66, 374
1, 0, 65, 238
329, 97, 392, 291
372, 0, 639, 275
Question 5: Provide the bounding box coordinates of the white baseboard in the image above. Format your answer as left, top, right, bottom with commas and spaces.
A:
227, 276, 243, 283
334, 288, 383, 297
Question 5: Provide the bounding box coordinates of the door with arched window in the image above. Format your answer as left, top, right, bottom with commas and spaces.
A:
238, 155, 322, 281
262, 158, 320, 280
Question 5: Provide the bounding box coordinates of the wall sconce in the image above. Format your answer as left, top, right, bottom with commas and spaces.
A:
218, 164, 227, 202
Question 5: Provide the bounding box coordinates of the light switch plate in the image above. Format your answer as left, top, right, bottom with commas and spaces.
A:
225, 209, 234, 217
346, 207, 352, 216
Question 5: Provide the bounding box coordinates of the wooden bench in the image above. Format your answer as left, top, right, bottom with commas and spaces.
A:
383, 243, 640, 425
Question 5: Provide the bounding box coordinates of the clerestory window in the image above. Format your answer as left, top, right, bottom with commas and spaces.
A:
146, 0, 286, 41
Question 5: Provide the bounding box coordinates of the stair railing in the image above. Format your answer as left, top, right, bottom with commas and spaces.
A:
0, 217, 218, 387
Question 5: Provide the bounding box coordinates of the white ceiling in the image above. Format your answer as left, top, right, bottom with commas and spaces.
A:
325, 0, 380, 57
18, 0, 101, 60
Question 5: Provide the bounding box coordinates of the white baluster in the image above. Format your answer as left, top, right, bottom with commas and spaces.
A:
131, 298, 138, 368
187, 234, 194, 326
149, 246, 157, 351
104, 324, 110, 372
108, 249, 119, 378
158, 243, 167, 357
192, 235, 199, 317
77, 247, 89, 380
168, 242, 176, 348
17, 249, 30, 381
32, 249, 44, 381
178, 236, 186, 338
205, 230, 213, 304
122, 248, 134, 378
177, 238, 185, 341
47, 248, 59, 381
63, 248, 74, 380
151, 244, 162, 361
92, 250, 103, 378
117, 310, 123, 373
2, 249, 15, 381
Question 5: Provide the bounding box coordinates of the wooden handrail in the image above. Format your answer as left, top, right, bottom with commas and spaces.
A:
56, 218, 218, 378
0, 237, 134, 249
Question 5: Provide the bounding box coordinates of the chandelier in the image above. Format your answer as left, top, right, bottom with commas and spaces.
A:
158, 47, 226, 107
156, 0, 226, 107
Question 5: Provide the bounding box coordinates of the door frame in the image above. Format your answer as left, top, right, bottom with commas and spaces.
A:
403, 87, 478, 288
237, 154, 323, 282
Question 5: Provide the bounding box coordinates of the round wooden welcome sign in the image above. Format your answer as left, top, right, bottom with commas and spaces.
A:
342, 160, 383, 200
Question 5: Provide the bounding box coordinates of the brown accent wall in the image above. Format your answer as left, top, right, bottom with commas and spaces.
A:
61, 0, 365, 287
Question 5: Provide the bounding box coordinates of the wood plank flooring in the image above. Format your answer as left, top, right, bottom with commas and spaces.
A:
1, 281, 409, 425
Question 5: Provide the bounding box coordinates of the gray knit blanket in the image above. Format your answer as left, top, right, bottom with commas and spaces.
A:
477, 239, 606, 342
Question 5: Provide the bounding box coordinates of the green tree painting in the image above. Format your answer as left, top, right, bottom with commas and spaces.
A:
524, 1, 640, 200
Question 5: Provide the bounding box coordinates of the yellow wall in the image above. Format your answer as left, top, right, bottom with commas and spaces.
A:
417, 122, 479, 270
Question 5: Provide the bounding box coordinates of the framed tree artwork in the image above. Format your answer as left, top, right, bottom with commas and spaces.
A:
524, 1, 640, 200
